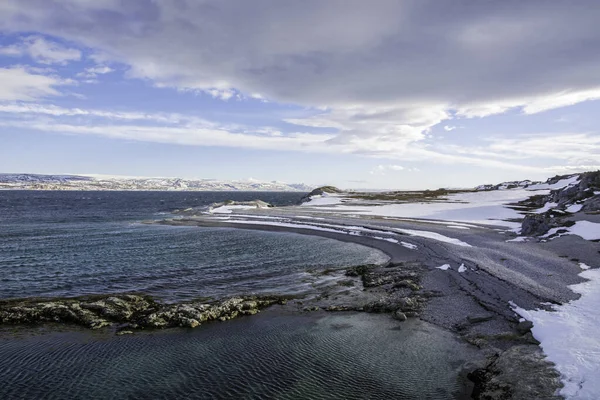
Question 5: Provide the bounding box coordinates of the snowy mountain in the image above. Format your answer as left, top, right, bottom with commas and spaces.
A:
0, 173, 313, 192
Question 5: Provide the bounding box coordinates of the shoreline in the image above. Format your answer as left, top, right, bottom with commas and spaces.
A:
3, 211, 595, 399
154, 214, 591, 399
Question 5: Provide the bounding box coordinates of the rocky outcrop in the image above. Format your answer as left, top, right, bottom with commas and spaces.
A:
343, 262, 429, 318
0, 294, 288, 332
468, 345, 563, 400
519, 170, 600, 236
300, 186, 343, 203
545, 171, 600, 210
520, 213, 556, 236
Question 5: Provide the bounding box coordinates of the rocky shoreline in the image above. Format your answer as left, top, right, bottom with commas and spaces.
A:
0, 294, 289, 334
1, 259, 564, 399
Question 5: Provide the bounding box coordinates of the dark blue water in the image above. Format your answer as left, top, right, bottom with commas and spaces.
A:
0, 191, 388, 301
0, 191, 477, 399
0, 311, 477, 400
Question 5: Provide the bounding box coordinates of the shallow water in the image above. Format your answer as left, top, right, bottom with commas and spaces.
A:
0, 310, 478, 399
0, 191, 388, 301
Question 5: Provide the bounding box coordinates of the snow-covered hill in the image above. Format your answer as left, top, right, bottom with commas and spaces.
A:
0, 173, 313, 192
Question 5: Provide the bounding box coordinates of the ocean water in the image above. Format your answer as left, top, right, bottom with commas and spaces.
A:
0, 311, 478, 400
0, 191, 478, 399
0, 191, 388, 301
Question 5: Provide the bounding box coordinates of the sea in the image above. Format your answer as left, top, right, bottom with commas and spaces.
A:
0, 191, 478, 399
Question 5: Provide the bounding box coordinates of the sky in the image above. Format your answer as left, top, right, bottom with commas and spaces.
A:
1, 0, 600, 190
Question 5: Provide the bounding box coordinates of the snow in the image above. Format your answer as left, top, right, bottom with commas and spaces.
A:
446, 225, 470, 230
580, 263, 592, 270
301, 192, 343, 206
222, 219, 472, 247
458, 264, 467, 273
210, 204, 267, 214
506, 236, 529, 242
436, 264, 451, 271
224, 220, 345, 234
511, 268, 600, 399
526, 175, 580, 191
566, 204, 583, 213
541, 221, 600, 241
401, 241, 418, 250
568, 221, 600, 241
392, 227, 472, 247
534, 202, 558, 213
314, 189, 538, 228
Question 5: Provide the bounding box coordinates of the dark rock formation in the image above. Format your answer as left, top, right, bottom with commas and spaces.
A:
300, 186, 343, 203
468, 345, 563, 400
521, 214, 555, 236
519, 170, 600, 235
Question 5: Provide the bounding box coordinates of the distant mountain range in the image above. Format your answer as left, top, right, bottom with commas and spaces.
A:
0, 173, 314, 192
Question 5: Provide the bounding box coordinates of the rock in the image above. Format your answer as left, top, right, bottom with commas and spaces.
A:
392, 310, 407, 321
521, 214, 554, 236
467, 315, 494, 324
300, 186, 343, 203
516, 320, 534, 335
468, 345, 563, 400
0, 294, 284, 331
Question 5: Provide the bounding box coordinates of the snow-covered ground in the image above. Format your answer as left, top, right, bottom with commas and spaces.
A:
525, 175, 580, 191
512, 267, 600, 400
209, 204, 270, 214
544, 221, 600, 241
222, 219, 472, 247
303, 189, 549, 228
300, 192, 344, 206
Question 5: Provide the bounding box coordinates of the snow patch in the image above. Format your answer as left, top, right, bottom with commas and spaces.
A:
566, 204, 583, 213
511, 268, 600, 399
393, 228, 472, 247
401, 241, 418, 250
436, 264, 451, 271
534, 202, 558, 214
527, 175, 580, 191
458, 264, 467, 273
506, 236, 529, 242
568, 221, 600, 241
579, 263, 592, 270
301, 192, 344, 206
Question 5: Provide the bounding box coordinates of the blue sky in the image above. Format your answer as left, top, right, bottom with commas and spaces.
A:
1, 1, 599, 189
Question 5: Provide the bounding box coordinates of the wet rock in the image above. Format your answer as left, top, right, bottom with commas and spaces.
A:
468, 345, 563, 400
516, 320, 534, 335
392, 310, 407, 321
0, 294, 285, 333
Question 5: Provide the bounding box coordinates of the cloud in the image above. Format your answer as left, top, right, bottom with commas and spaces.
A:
370, 164, 419, 175
2, 1, 600, 153
0, 67, 67, 101
1, 100, 594, 175
0, 36, 81, 65
443, 125, 456, 131
76, 65, 114, 80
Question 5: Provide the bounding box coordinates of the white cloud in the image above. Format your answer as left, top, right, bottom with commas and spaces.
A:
370, 164, 420, 175
0, 36, 81, 65
444, 125, 456, 131
76, 65, 114, 80
0, 67, 66, 101
3, 1, 600, 156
